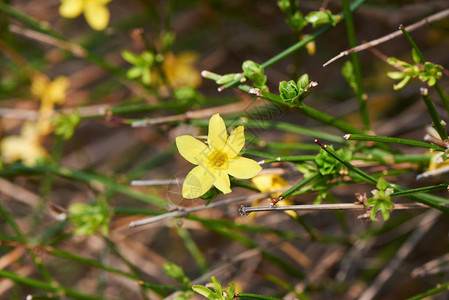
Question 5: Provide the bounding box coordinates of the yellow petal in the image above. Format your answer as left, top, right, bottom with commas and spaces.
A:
252, 174, 275, 193
277, 199, 297, 219
84, 1, 110, 30
182, 165, 214, 199
176, 135, 209, 165
45, 76, 69, 105
227, 157, 261, 179
59, 0, 83, 18
208, 114, 227, 151
213, 169, 231, 194
223, 126, 245, 158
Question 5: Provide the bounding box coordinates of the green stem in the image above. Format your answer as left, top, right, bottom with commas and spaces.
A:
315, 139, 449, 212
218, 0, 366, 90
281, 173, 321, 199
244, 150, 316, 163
0, 269, 110, 300
420, 88, 448, 140
0, 203, 54, 283
191, 117, 345, 143
407, 282, 449, 300
237, 293, 280, 300
238, 84, 362, 135
175, 225, 208, 274
0, 164, 168, 208
343, 0, 370, 131
345, 133, 445, 151
399, 25, 425, 63
298, 104, 363, 134
400, 24, 449, 117
391, 184, 448, 198
435, 83, 449, 119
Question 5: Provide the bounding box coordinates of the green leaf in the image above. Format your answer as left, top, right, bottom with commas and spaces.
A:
53, 112, 81, 140
192, 285, 216, 299
279, 80, 299, 105
412, 48, 421, 64
216, 73, 238, 85
376, 177, 387, 191
305, 10, 340, 27
68, 202, 110, 236
122, 50, 140, 65
163, 262, 191, 286
288, 12, 307, 31
211, 276, 223, 298
126, 66, 142, 79
277, 0, 291, 14
393, 75, 411, 90
342, 61, 358, 93
387, 71, 405, 80
297, 73, 309, 90
242, 60, 266, 87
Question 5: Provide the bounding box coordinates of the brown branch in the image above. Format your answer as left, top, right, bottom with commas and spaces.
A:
323, 8, 449, 67
128, 192, 274, 228
240, 202, 428, 214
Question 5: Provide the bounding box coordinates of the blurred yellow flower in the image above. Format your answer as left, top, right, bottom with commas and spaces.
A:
176, 113, 261, 199
162, 52, 202, 88
59, 0, 112, 31
251, 174, 296, 219
31, 74, 70, 136
0, 121, 48, 166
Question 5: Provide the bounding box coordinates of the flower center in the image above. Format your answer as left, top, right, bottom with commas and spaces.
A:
208, 150, 228, 168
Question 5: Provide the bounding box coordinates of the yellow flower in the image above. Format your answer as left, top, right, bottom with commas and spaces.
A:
59, 0, 112, 31
31, 74, 70, 136
162, 52, 202, 88
251, 174, 296, 219
0, 122, 48, 166
176, 113, 262, 199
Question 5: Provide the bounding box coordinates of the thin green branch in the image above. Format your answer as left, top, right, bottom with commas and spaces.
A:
0, 269, 111, 300
343, 0, 370, 131
219, 0, 366, 90
0, 164, 168, 208
420, 88, 448, 140
276, 173, 321, 203
400, 24, 449, 117
315, 139, 449, 213
344, 133, 445, 151
407, 282, 449, 300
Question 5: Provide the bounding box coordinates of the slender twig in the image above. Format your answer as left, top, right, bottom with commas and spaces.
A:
130, 98, 265, 127
9, 24, 85, 57
420, 88, 449, 140
272, 173, 321, 206
323, 8, 449, 67
128, 192, 274, 228
217, 0, 366, 91
344, 133, 446, 151
315, 139, 449, 212
240, 202, 427, 214
399, 24, 449, 118
342, 0, 370, 131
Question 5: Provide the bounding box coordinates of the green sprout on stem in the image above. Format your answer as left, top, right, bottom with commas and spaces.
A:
314, 144, 352, 176
366, 177, 394, 221
193, 276, 236, 300
277, 0, 307, 32
68, 199, 110, 236
242, 60, 267, 90
164, 262, 195, 299
122, 50, 156, 85
53, 112, 81, 140
279, 73, 317, 107
387, 49, 443, 90
305, 10, 341, 28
